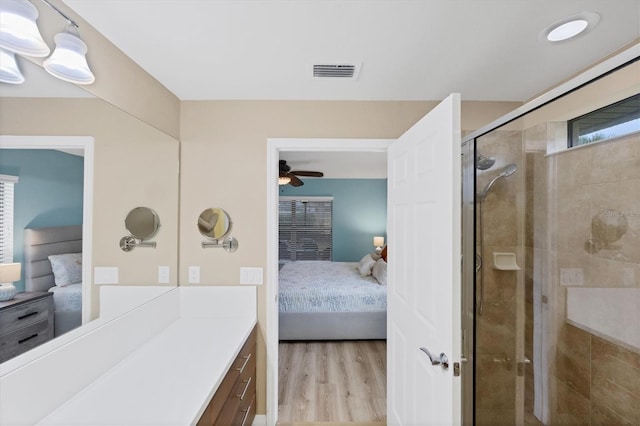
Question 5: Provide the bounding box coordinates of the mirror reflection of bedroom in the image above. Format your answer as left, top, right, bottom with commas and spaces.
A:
277, 151, 387, 425
0, 147, 85, 363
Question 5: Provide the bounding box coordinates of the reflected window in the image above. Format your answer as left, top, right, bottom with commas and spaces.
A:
568, 93, 640, 147
0, 174, 18, 263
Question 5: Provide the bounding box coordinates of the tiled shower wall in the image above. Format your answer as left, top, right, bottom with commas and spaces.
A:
525, 124, 640, 425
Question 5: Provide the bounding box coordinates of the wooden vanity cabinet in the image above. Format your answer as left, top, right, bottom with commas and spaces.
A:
197, 325, 257, 426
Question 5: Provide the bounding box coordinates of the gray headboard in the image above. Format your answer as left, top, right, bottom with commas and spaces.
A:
24, 225, 83, 292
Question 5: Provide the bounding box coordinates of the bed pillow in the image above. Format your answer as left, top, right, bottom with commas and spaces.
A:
356, 253, 376, 276
48, 253, 82, 287
372, 258, 387, 286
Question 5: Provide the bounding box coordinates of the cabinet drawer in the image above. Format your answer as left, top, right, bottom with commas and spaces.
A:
233, 392, 256, 426
0, 319, 52, 362
0, 296, 52, 333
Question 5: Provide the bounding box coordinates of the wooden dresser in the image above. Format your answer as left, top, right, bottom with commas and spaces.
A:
0, 292, 54, 363
197, 325, 257, 426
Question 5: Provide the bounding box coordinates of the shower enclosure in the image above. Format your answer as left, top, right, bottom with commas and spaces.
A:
462, 55, 640, 425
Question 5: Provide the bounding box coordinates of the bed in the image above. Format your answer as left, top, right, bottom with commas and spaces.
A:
278, 258, 387, 340
24, 225, 83, 337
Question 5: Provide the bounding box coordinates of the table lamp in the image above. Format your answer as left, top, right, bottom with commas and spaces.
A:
0, 262, 20, 301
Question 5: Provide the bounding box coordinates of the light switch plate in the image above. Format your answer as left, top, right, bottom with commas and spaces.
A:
240, 267, 263, 285
158, 266, 170, 284
188, 266, 200, 284
94, 267, 119, 285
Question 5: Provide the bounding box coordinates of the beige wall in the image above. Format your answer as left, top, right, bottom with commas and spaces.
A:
179, 99, 520, 414
0, 97, 180, 317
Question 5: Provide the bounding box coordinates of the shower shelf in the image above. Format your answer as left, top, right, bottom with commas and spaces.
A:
493, 252, 520, 270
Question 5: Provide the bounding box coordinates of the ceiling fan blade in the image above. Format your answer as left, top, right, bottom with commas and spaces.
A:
288, 174, 304, 187
291, 170, 324, 177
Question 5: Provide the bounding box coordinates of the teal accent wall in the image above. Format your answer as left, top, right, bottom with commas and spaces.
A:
0, 150, 84, 292
280, 179, 387, 262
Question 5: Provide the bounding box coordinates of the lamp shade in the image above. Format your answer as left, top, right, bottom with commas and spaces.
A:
373, 236, 384, 248
0, 47, 24, 84
0, 262, 21, 283
43, 27, 95, 85
0, 0, 50, 57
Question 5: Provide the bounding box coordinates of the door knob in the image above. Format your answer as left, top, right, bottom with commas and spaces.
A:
419, 347, 449, 369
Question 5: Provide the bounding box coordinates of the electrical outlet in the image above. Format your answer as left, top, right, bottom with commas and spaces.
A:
560, 268, 584, 286
240, 267, 263, 285
94, 267, 118, 285
158, 266, 170, 284
188, 266, 200, 284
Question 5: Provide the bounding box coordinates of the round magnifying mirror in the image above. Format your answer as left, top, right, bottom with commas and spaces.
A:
198, 208, 231, 240
125, 207, 160, 240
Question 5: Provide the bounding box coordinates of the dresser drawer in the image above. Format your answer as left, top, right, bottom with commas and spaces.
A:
0, 295, 53, 333
215, 351, 256, 425
0, 319, 52, 362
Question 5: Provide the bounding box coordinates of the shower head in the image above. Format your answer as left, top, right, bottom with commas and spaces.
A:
478, 163, 517, 200
476, 154, 496, 170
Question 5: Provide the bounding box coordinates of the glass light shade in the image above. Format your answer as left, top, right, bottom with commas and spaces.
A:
0, 262, 21, 283
0, 47, 24, 84
547, 19, 589, 42
0, 0, 50, 57
44, 30, 95, 85
373, 236, 384, 248
278, 176, 291, 185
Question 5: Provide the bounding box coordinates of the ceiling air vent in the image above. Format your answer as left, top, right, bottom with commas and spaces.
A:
313, 63, 360, 78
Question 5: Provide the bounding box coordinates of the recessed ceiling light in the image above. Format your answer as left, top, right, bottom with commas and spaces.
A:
541, 11, 600, 43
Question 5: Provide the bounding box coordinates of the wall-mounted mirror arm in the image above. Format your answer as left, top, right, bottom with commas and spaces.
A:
119, 236, 157, 252
201, 236, 239, 252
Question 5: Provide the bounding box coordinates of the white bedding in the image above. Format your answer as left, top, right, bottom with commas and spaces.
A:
279, 261, 387, 313
48, 283, 82, 312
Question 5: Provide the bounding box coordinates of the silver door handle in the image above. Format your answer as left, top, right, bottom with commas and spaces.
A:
420, 347, 449, 369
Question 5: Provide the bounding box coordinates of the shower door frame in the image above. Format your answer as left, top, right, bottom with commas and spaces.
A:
459, 43, 640, 425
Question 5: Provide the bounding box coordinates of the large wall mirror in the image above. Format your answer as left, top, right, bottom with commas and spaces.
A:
0, 58, 179, 364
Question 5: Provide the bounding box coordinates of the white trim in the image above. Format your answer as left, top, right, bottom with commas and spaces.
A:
0, 174, 19, 183
0, 135, 94, 324
266, 137, 392, 425
251, 414, 267, 426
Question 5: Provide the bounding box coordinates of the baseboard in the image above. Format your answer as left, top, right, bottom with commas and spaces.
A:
252, 414, 267, 426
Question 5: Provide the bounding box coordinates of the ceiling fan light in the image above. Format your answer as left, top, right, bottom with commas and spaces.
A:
0, 0, 50, 57
278, 176, 292, 185
0, 47, 25, 84
44, 27, 95, 85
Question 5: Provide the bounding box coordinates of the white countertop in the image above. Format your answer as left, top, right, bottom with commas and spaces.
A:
38, 316, 256, 426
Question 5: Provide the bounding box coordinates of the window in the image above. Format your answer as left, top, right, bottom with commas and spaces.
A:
568, 93, 640, 147
279, 197, 333, 261
0, 174, 18, 264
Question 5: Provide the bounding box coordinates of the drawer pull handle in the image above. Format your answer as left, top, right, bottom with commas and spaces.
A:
237, 377, 252, 400
236, 353, 252, 374
17, 311, 38, 321
18, 334, 39, 344
240, 403, 252, 426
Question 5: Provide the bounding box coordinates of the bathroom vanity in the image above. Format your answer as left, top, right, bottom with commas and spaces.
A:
0, 286, 257, 426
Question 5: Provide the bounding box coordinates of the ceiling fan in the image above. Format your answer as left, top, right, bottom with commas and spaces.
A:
279, 159, 324, 186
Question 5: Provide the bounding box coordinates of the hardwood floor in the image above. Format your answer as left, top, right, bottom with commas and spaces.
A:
278, 340, 386, 425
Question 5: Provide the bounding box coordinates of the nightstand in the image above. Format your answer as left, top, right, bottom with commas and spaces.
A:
0, 292, 54, 363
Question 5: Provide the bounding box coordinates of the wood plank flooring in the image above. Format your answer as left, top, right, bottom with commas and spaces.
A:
278, 340, 386, 425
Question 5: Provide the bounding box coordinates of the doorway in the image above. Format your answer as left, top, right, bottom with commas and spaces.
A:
0, 135, 94, 323
266, 138, 392, 425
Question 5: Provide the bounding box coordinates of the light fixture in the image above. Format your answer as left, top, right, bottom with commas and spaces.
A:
0, 0, 50, 57
0, 262, 21, 301
279, 175, 291, 185
542, 12, 600, 43
0, 48, 25, 84
44, 24, 94, 84
373, 236, 385, 254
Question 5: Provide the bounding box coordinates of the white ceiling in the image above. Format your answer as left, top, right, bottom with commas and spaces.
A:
63, 0, 640, 102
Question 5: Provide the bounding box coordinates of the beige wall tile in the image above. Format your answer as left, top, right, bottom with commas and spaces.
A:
590, 134, 640, 184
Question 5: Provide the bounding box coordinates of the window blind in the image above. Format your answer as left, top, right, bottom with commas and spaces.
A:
0, 174, 18, 264
279, 197, 333, 261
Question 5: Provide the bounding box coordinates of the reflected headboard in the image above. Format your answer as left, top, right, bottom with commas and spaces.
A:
24, 225, 82, 292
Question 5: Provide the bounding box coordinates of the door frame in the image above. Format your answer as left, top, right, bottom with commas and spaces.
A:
266, 138, 392, 425
0, 135, 94, 324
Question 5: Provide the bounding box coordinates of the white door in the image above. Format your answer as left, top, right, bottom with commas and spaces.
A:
387, 94, 462, 425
